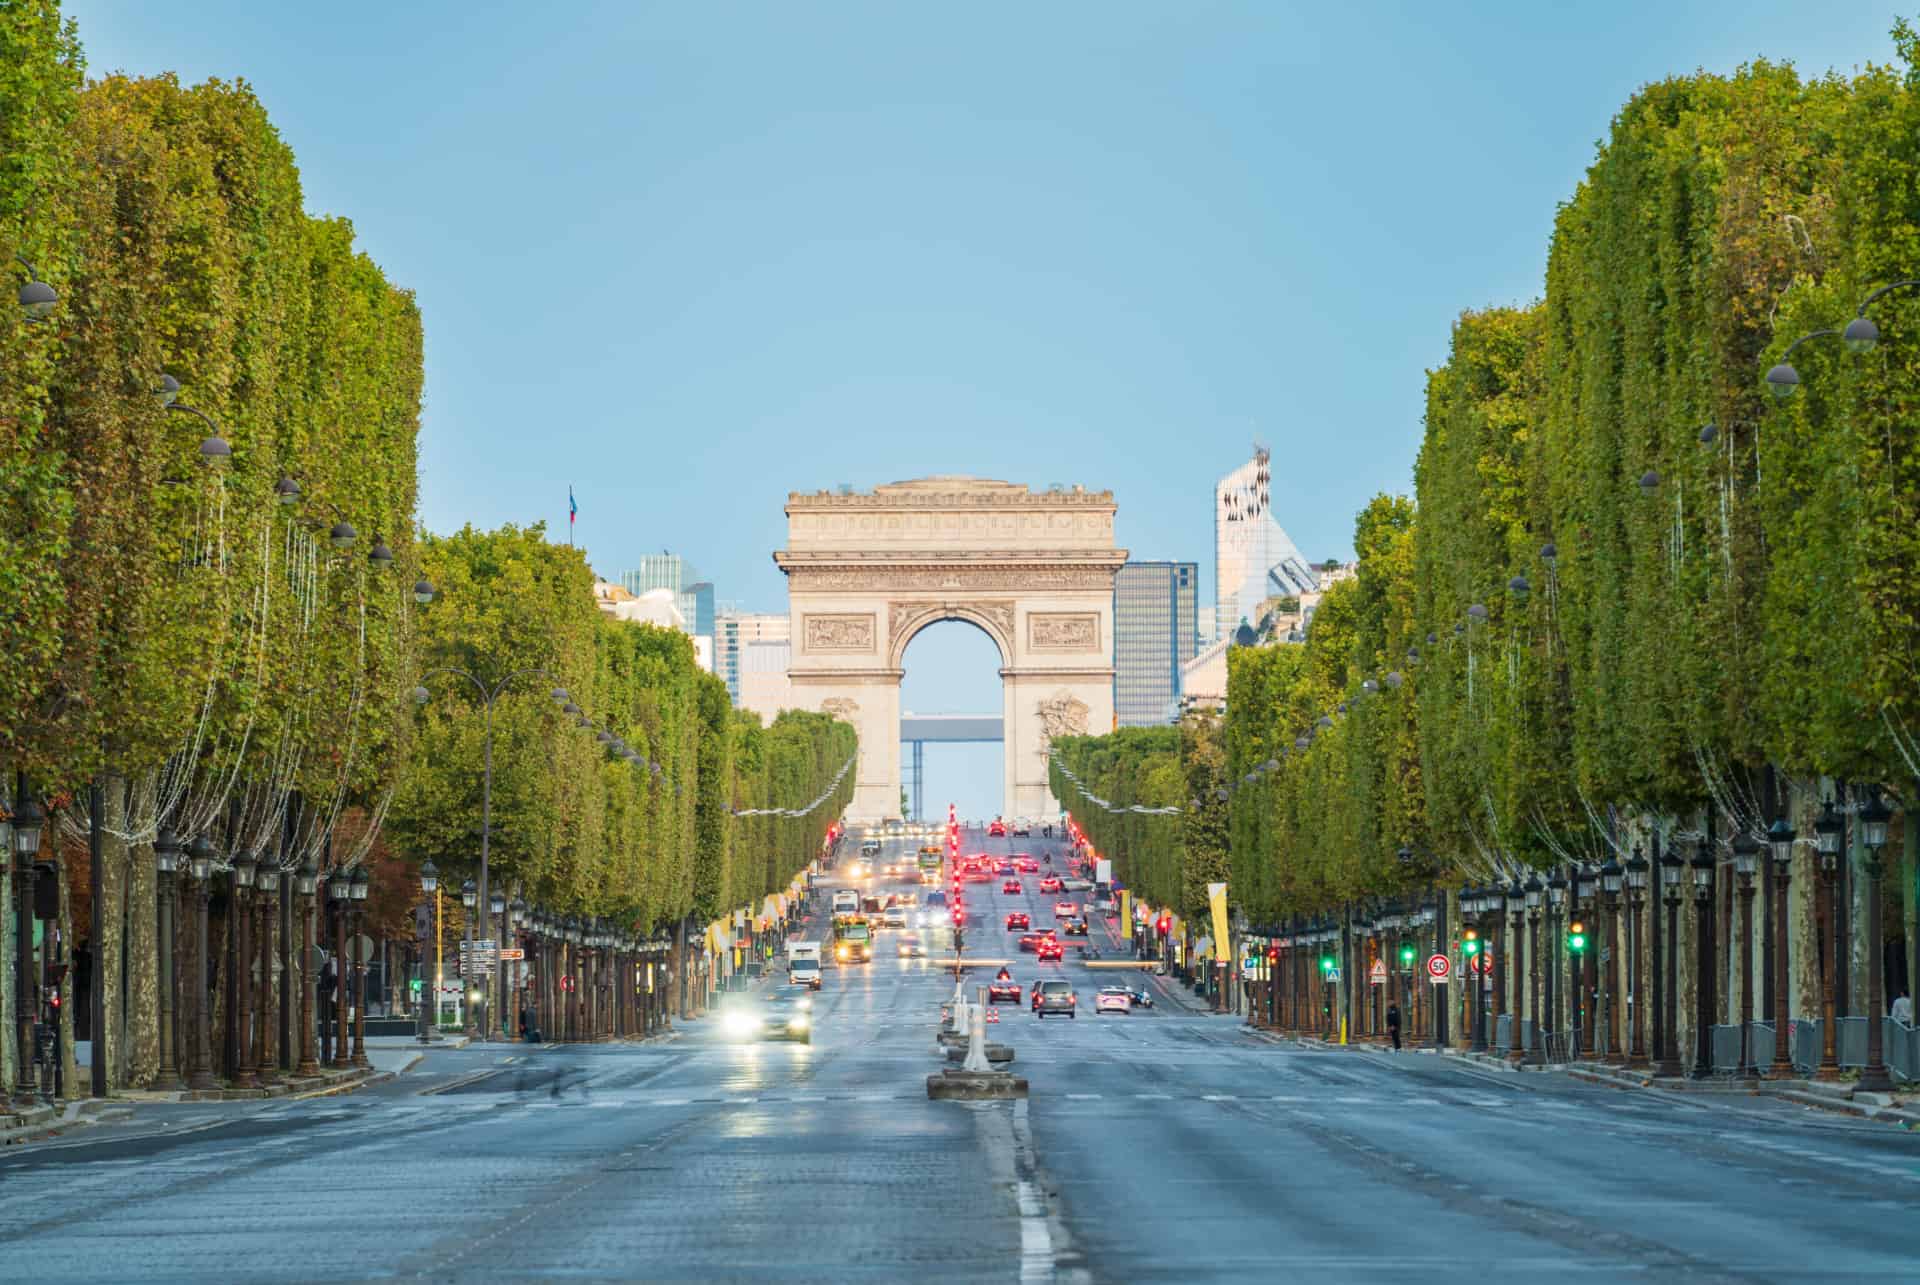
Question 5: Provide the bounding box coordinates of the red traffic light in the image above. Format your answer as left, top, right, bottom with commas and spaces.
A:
1156, 915, 1171, 936
1266, 945, 1279, 962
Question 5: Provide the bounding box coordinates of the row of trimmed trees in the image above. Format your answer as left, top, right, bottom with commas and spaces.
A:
0, 2, 851, 1099
1053, 48, 1920, 1056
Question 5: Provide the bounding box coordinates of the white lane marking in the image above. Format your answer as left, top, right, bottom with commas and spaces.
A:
1133, 1092, 1172, 1099
1012, 1099, 1058, 1284
1065, 1093, 1101, 1100
1201, 1093, 1236, 1101
1269, 1095, 1305, 1103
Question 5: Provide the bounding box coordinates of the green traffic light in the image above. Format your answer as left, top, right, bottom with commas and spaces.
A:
1319, 954, 1335, 974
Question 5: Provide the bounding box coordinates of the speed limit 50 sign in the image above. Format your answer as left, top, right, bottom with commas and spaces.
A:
1426, 953, 1452, 982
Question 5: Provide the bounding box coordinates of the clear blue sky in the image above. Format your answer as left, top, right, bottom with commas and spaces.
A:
65, 1, 1907, 819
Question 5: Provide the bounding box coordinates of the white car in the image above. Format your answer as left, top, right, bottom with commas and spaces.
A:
1095, 986, 1133, 1015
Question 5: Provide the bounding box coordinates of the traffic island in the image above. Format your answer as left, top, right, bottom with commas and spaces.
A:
945, 1042, 1014, 1064
928, 1069, 1028, 1100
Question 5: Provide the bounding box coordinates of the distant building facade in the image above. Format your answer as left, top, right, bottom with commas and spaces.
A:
1113, 560, 1198, 726
1214, 447, 1317, 641
737, 639, 793, 724
618, 554, 714, 668
715, 611, 792, 704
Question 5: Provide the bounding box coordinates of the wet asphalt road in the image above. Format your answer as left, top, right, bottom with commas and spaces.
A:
2, 827, 1917, 1283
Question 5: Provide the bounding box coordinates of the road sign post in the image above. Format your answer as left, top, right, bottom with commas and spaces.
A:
1426, 953, 1451, 983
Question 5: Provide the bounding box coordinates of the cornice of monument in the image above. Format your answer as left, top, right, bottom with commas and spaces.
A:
786, 475, 1115, 511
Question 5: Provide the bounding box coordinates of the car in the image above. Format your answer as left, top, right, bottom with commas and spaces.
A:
1061, 918, 1088, 936
1095, 986, 1133, 1015
1015, 856, 1039, 873
719, 989, 813, 1043
1038, 876, 1063, 894
1017, 932, 1040, 952
1002, 879, 1023, 894
1033, 979, 1075, 1017
995, 859, 1015, 875
1011, 820, 1031, 836
987, 820, 1007, 837
882, 908, 907, 929
896, 933, 923, 958
1053, 901, 1077, 918
1006, 911, 1030, 930
987, 978, 1022, 1004
1036, 938, 1065, 962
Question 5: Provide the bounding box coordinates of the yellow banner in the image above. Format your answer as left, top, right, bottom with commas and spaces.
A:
1207, 882, 1230, 968
1118, 889, 1132, 932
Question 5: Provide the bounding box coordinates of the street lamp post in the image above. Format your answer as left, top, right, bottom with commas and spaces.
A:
188, 837, 217, 1090
9, 794, 45, 1100
1524, 875, 1543, 1064
155, 829, 185, 1089
1813, 800, 1844, 1081
491, 889, 508, 1042
1625, 848, 1649, 1067
230, 853, 257, 1089
1657, 848, 1684, 1078
351, 867, 371, 1068
253, 857, 280, 1083
1502, 882, 1522, 1062
1547, 869, 1567, 1049
1690, 840, 1716, 1080
413, 665, 557, 1044
1766, 818, 1797, 1077
1600, 860, 1623, 1062
295, 862, 321, 1077
1855, 793, 1894, 1093
459, 878, 478, 1037
1732, 834, 1760, 1080
417, 860, 440, 1044
328, 867, 351, 1068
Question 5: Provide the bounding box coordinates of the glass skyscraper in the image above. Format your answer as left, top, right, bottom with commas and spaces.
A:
1113, 561, 1199, 726
620, 554, 714, 649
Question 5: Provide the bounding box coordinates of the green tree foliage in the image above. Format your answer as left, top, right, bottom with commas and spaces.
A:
386, 524, 854, 932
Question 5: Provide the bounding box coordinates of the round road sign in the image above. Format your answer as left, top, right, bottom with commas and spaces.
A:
1426, 953, 1451, 980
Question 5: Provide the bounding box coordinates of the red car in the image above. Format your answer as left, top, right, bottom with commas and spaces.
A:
1016, 928, 1054, 952
988, 821, 1007, 837
988, 979, 1022, 1004
1002, 879, 1023, 894
1006, 911, 1030, 930
1037, 938, 1065, 962
1053, 901, 1078, 918
1038, 876, 1063, 894
1015, 856, 1039, 873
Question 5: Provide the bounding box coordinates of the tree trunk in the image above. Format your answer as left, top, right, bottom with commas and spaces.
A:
95, 776, 130, 1090
125, 821, 159, 1088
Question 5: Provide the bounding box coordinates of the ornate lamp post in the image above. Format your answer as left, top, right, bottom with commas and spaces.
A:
1813, 800, 1844, 1081
254, 857, 281, 1083
417, 860, 439, 1044
1856, 793, 1894, 1093
187, 837, 217, 1090
1599, 860, 1622, 1062
350, 867, 371, 1068
1731, 833, 1760, 1080
1524, 875, 1544, 1064
460, 878, 479, 1037
1689, 840, 1716, 1080
1765, 818, 1796, 1077
154, 829, 185, 1089
1546, 869, 1567, 1046
230, 852, 258, 1089
1506, 881, 1527, 1063
295, 861, 321, 1077
1625, 849, 1649, 1066
327, 866, 351, 1068
9, 795, 46, 1101
491, 889, 508, 1041
1656, 847, 1684, 1078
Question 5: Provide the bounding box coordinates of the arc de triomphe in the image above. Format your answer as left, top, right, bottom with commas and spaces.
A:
773, 476, 1126, 823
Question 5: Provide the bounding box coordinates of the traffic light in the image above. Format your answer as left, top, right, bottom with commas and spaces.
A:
1462, 928, 1480, 956
1156, 915, 1171, 936
409, 977, 423, 997
1398, 941, 1415, 968
1567, 920, 1588, 954
1318, 953, 1336, 976
1266, 944, 1279, 963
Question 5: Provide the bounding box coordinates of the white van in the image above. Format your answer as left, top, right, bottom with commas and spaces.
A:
786, 941, 823, 989
831, 889, 860, 915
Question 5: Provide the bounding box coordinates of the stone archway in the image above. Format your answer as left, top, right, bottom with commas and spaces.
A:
774, 476, 1126, 823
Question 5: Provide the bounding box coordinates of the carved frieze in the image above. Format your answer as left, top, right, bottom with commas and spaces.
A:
789, 567, 1117, 592
1027, 612, 1100, 652
888, 599, 1016, 652
802, 613, 876, 653
1036, 692, 1091, 747
820, 697, 860, 722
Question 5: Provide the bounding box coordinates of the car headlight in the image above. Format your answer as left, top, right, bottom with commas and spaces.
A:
788, 1014, 810, 1031
722, 1011, 761, 1038
795, 995, 812, 1011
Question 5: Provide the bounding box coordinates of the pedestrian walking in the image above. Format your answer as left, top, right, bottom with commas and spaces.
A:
1386, 1002, 1402, 1052
1893, 990, 1913, 1027
318, 954, 338, 1063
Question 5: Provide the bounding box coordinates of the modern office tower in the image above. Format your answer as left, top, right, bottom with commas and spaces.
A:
1113, 560, 1198, 726
1214, 446, 1317, 640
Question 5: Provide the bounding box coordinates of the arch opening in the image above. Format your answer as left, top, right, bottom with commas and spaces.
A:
899, 620, 1004, 824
